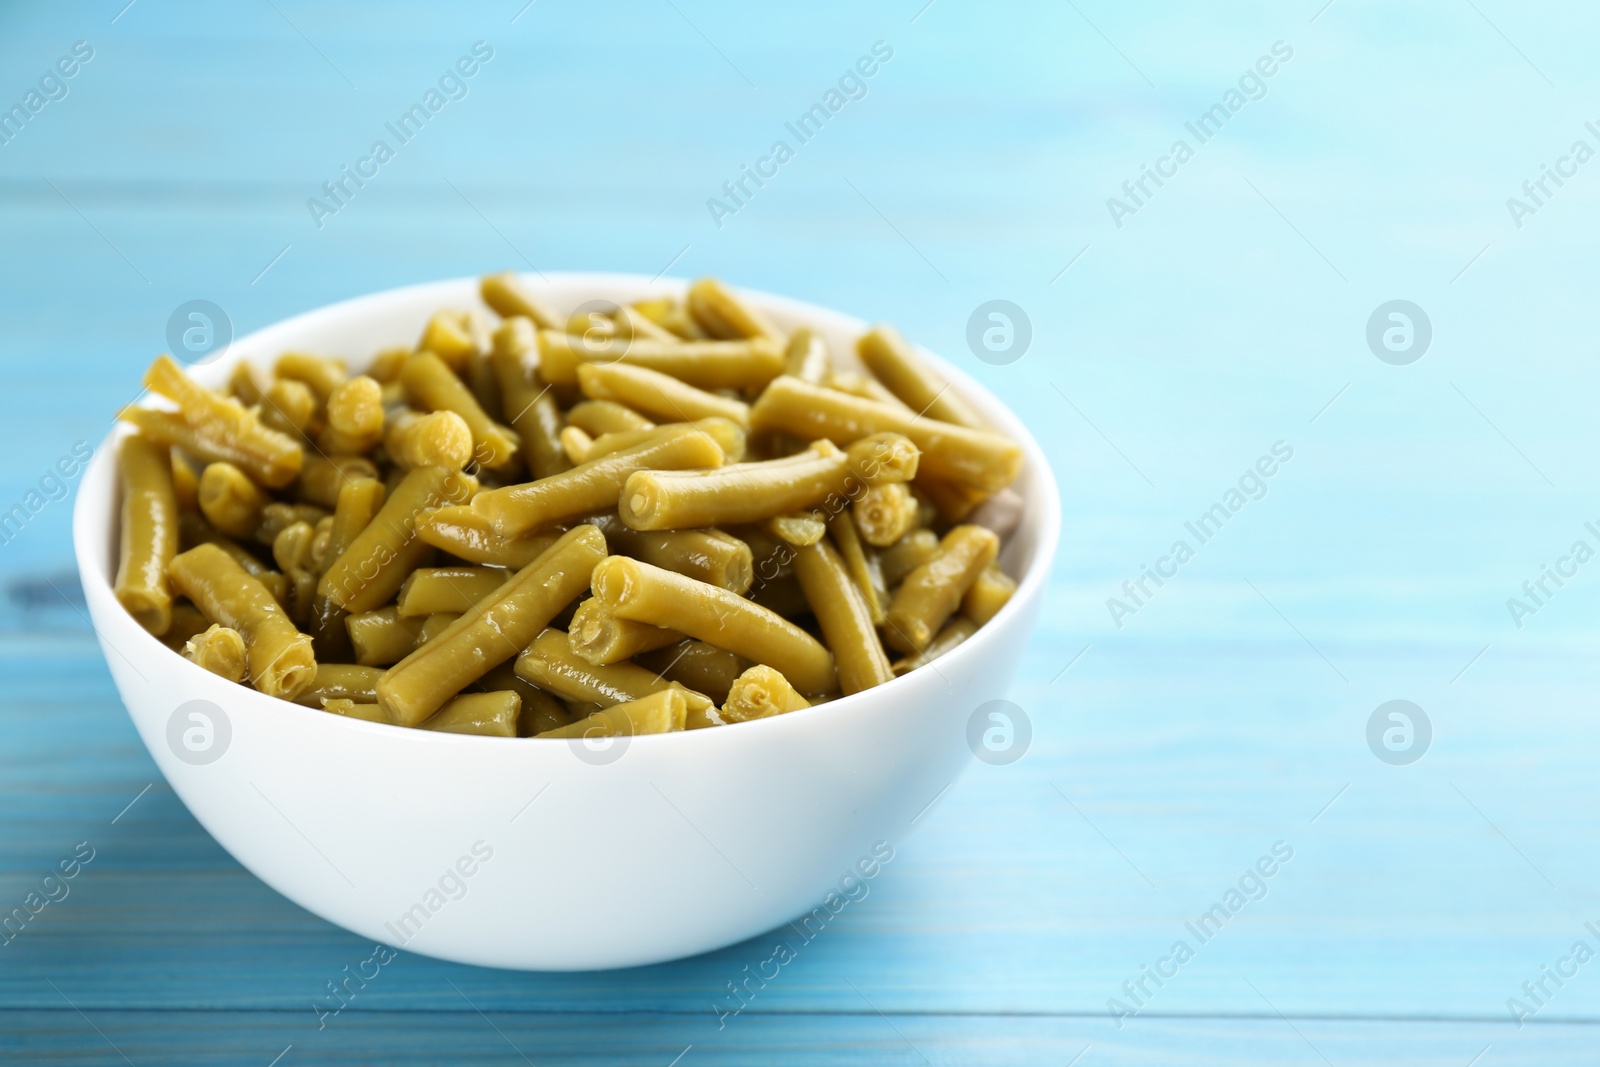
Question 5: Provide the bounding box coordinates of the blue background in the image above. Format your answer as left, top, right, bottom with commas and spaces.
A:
2, 0, 1598, 1062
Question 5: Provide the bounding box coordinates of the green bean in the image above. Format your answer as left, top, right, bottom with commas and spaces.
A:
115, 435, 179, 635
293, 663, 384, 707
275, 352, 348, 401
857, 324, 985, 429
297, 453, 380, 509
721, 665, 811, 722
168, 543, 316, 699
591, 555, 836, 694
255, 501, 329, 546
751, 572, 809, 618
568, 597, 683, 665
385, 409, 475, 471
481, 271, 562, 330
763, 513, 826, 547
420, 690, 519, 737
170, 450, 199, 513
490, 317, 570, 480
583, 417, 745, 463
827, 508, 884, 625
687, 277, 784, 343
467, 350, 503, 430
535, 689, 686, 737
318, 466, 477, 613
417, 310, 483, 373
883, 525, 998, 653
258, 377, 319, 437
322, 699, 392, 723
914, 473, 987, 523
126, 356, 303, 487
515, 628, 720, 728
196, 462, 267, 540
479, 661, 571, 736
566, 399, 655, 437
828, 371, 910, 410
163, 602, 211, 650
367, 347, 410, 384
346, 607, 427, 667
178, 513, 288, 606
783, 327, 831, 384
472, 426, 725, 538
537, 331, 784, 390
961, 562, 1016, 626
376, 525, 607, 727
636, 640, 747, 706
413, 505, 561, 568
792, 537, 892, 694
749, 375, 1021, 493
618, 434, 914, 531
636, 297, 709, 340
317, 375, 385, 455
564, 303, 679, 346
414, 611, 462, 647
396, 566, 510, 616
853, 481, 919, 547
228, 361, 264, 406
401, 351, 520, 469
890, 617, 976, 676
576, 361, 750, 428
183, 624, 247, 683
589, 513, 753, 593
308, 476, 384, 662
613, 305, 679, 343
560, 425, 593, 464
878, 528, 940, 587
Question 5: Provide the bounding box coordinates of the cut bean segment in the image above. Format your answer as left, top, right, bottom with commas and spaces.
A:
618, 434, 915, 532
115, 435, 180, 635
722, 665, 811, 722
386, 409, 475, 471
480, 271, 562, 330
568, 597, 683, 665
857, 324, 985, 429
514, 628, 719, 728
183, 624, 247, 683
591, 555, 836, 695
472, 427, 725, 537
318, 466, 477, 613
376, 525, 606, 727
490, 317, 569, 480
127, 356, 303, 487
535, 689, 686, 738
401, 351, 520, 468
576, 361, 750, 428
890, 617, 976, 676
168, 543, 316, 699
396, 566, 511, 617
687, 277, 784, 343
413, 505, 561, 569
793, 537, 893, 695
420, 691, 519, 737
883, 525, 998, 654
750, 375, 1021, 492
538, 331, 783, 390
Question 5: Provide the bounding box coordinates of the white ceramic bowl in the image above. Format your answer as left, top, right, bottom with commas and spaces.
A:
74, 274, 1059, 971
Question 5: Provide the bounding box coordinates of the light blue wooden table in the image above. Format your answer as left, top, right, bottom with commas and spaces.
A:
3, 1, 1598, 1062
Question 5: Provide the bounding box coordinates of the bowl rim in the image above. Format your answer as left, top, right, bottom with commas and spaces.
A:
75, 272, 1061, 746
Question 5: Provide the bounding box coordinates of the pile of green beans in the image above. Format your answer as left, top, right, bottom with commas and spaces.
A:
112, 275, 1024, 738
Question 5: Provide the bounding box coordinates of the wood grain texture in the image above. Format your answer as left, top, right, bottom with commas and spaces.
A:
3, 0, 1599, 1060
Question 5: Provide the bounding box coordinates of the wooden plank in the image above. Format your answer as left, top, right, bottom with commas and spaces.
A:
3, 1011, 1594, 1067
